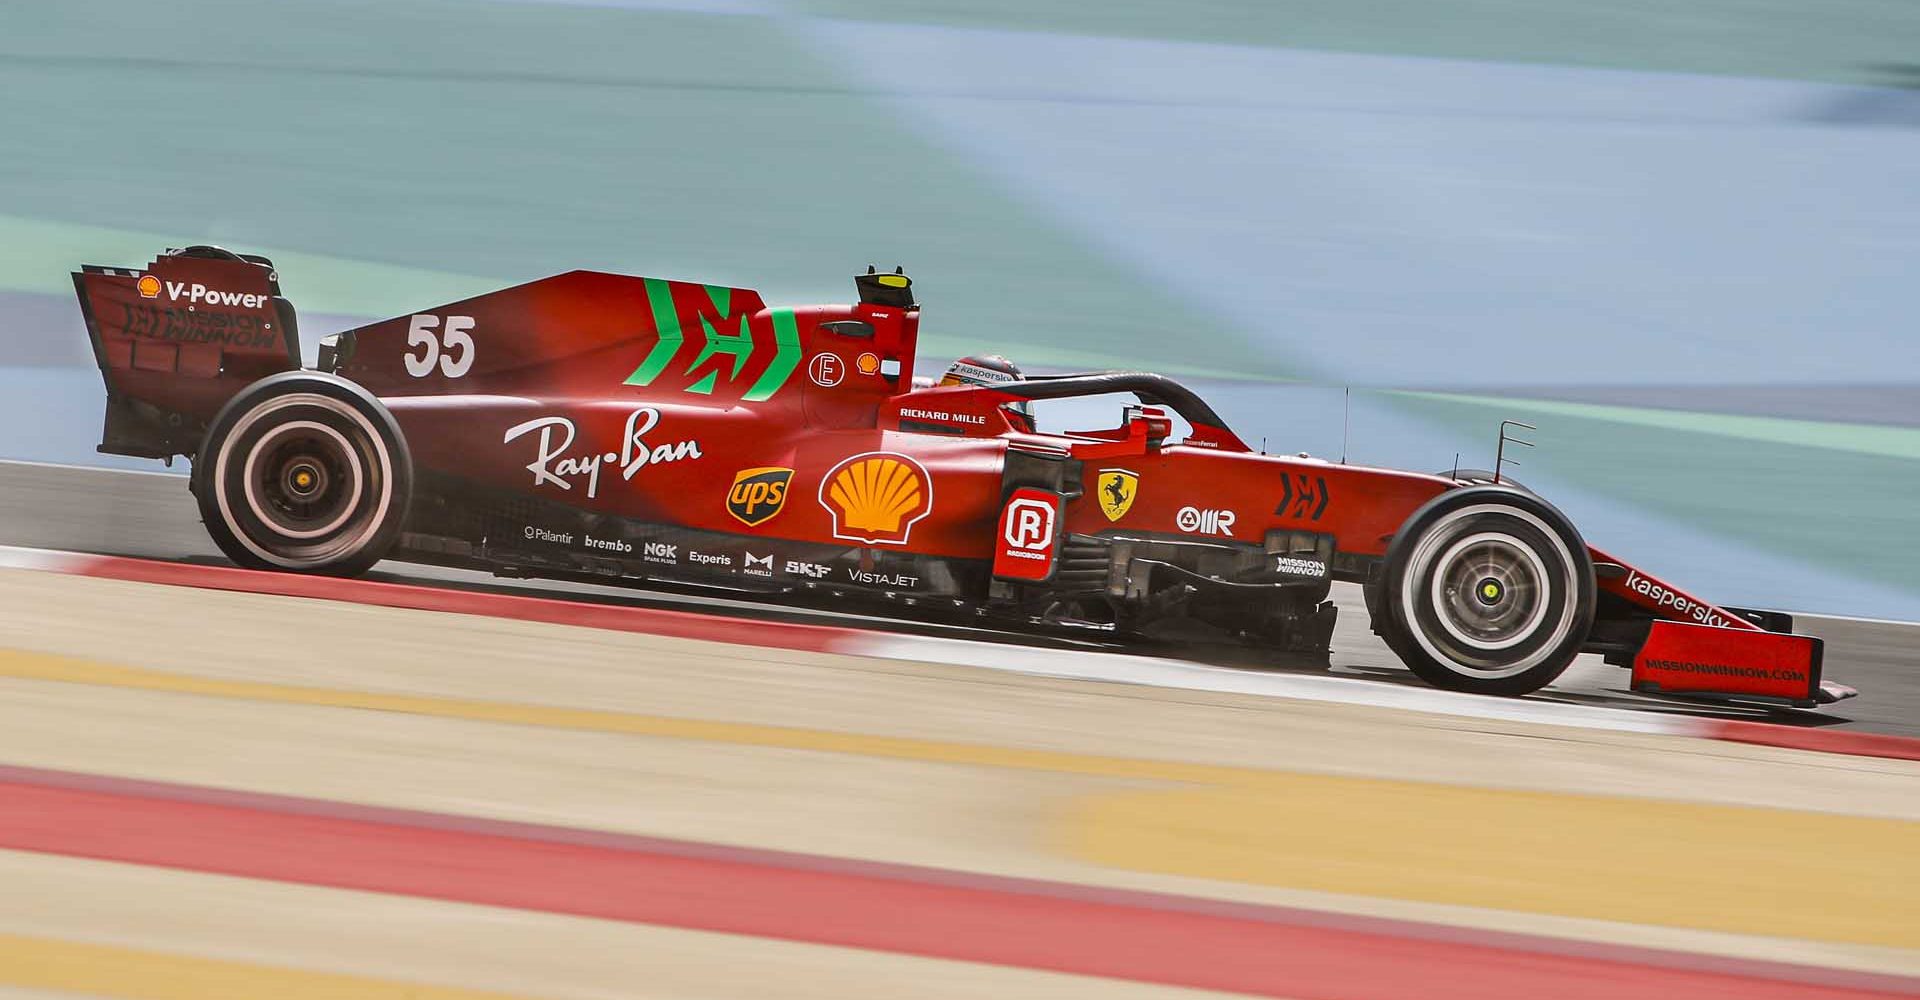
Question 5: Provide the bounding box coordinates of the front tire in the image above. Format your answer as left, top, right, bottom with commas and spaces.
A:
192, 372, 411, 576
1376, 487, 1594, 696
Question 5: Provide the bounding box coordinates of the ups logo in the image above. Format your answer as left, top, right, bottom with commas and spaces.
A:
728, 467, 793, 526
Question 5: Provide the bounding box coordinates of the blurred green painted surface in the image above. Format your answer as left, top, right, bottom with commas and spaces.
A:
1390, 391, 1920, 600
0, 0, 1268, 375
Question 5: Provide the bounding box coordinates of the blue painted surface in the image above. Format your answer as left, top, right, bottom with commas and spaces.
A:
808, 20, 1920, 386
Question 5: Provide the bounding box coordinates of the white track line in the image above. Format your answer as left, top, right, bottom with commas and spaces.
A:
0, 541, 1682, 736
0, 544, 90, 573
0, 457, 186, 478
849, 633, 1688, 736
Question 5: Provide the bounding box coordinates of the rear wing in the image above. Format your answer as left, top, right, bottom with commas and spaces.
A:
72, 246, 301, 459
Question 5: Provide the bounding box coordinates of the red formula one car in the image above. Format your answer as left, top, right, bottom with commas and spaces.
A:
72, 247, 1848, 705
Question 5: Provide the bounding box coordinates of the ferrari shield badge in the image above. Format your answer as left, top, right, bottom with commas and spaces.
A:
1097, 468, 1137, 522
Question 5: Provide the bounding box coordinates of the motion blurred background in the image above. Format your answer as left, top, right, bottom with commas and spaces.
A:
5, 0, 1918, 617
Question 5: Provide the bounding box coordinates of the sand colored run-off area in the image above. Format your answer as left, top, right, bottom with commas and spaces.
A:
0, 569, 1915, 998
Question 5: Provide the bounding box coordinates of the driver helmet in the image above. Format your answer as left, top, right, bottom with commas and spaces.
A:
938, 354, 1032, 426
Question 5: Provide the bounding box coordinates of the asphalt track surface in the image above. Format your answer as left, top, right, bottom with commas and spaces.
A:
1, 459, 1914, 737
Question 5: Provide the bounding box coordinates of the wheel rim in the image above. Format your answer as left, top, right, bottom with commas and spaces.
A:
212, 393, 395, 569
241, 420, 365, 540
1428, 532, 1549, 652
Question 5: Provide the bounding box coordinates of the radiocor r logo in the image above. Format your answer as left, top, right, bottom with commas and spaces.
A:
1003, 497, 1054, 551
993, 487, 1060, 581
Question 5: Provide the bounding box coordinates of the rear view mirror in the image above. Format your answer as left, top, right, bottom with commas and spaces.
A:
1126, 405, 1173, 448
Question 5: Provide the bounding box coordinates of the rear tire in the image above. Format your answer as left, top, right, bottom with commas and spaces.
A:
192, 372, 411, 576
1376, 487, 1593, 696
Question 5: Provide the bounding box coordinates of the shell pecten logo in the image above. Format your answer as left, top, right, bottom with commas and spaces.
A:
135, 274, 161, 299
819, 451, 932, 545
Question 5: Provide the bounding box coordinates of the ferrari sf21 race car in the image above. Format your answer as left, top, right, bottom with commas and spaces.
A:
72, 247, 1850, 706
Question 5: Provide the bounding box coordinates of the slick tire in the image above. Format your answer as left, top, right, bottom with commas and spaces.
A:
192, 372, 411, 576
1376, 486, 1594, 696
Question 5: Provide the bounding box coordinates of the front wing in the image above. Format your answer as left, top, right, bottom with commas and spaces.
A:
1594, 546, 1835, 707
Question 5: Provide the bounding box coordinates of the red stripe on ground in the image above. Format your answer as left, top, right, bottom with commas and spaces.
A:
73, 555, 854, 655
1696, 720, 1920, 762
3, 763, 1883, 991
0, 767, 1911, 1000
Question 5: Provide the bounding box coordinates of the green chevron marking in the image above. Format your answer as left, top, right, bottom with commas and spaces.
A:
623, 277, 685, 387
685, 286, 755, 383
745, 308, 802, 402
